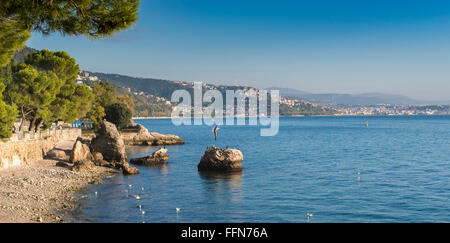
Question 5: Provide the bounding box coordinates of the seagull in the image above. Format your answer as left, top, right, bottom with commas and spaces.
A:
176, 208, 181, 213
212, 125, 220, 140
306, 213, 313, 219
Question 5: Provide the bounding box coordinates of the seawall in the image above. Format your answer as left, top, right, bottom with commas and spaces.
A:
0, 128, 81, 169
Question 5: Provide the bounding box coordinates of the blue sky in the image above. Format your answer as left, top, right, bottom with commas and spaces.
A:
28, 0, 450, 101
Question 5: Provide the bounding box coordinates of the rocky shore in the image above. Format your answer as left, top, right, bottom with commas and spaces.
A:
0, 121, 184, 223
0, 141, 118, 223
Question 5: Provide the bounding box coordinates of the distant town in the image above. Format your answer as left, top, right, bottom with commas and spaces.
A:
76, 70, 450, 117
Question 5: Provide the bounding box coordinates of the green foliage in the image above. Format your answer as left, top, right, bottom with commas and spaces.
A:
5, 63, 63, 130
0, 0, 140, 67
92, 81, 117, 108
105, 102, 132, 129
117, 94, 135, 113
0, 82, 18, 138
114, 85, 172, 117
86, 104, 106, 125
0, 21, 31, 67
279, 103, 336, 116
0, 0, 140, 38
24, 49, 93, 123
0, 61, 13, 85
93, 72, 193, 100
25, 50, 78, 84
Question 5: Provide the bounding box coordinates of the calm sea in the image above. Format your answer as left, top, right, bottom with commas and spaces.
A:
74, 116, 450, 222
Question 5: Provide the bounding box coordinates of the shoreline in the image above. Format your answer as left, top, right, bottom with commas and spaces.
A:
133, 114, 450, 120
0, 149, 118, 223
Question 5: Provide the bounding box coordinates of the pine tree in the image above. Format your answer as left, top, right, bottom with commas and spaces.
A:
0, 82, 17, 138
0, 21, 30, 66
25, 49, 94, 125
0, 0, 140, 66
5, 63, 63, 131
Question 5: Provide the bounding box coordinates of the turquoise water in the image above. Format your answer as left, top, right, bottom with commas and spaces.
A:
76, 116, 450, 222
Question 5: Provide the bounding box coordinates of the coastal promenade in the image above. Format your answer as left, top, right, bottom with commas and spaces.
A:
0, 128, 81, 169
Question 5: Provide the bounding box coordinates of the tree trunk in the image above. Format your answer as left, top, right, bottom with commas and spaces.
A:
35, 119, 44, 132
18, 117, 24, 132
28, 115, 37, 132
18, 107, 25, 132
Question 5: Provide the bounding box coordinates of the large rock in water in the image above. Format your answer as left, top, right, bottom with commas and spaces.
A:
148, 132, 184, 146
122, 162, 140, 175
198, 146, 243, 172
123, 124, 184, 146
90, 121, 127, 162
69, 138, 93, 163
89, 121, 139, 175
130, 147, 170, 166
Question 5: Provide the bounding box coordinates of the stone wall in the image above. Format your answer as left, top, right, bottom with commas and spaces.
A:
0, 128, 81, 169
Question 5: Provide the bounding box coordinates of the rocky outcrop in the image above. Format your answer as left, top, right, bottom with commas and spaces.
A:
92, 152, 103, 163
130, 147, 170, 166
122, 124, 184, 146
90, 121, 127, 162
122, 162, 140, 175
88, 121, 139, 175
148, 132, 184, 146
45, 149, 69, 161
198, 146, 243, 172
72, 160, 96, 172
69, 138, 93, 163
131, 124, 152, 144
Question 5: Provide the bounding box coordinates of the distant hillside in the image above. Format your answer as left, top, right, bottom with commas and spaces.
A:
13, 46, 38, 63
90, 72, 337, 116
90, 72, 193, 100
270, 87, 447, 105
266, 87, 311, 97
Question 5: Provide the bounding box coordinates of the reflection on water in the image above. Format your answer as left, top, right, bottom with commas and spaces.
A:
199, 171, 244, 203
199, 171, 243, 185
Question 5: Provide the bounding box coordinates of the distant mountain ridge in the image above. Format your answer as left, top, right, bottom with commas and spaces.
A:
268, 87, 449, 105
